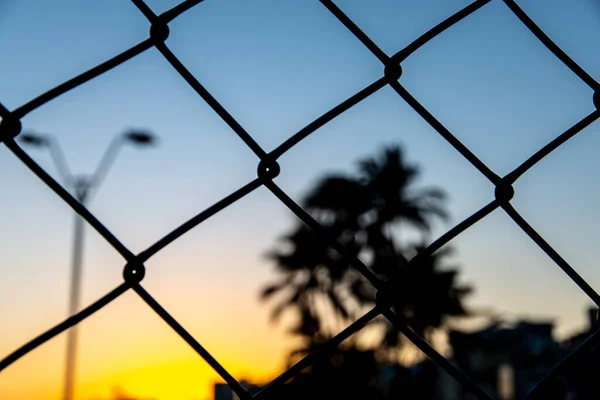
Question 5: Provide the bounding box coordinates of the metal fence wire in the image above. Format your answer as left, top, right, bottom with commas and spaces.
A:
1, 0, 599, 399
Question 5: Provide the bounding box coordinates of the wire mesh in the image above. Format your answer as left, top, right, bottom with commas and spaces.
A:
1, 0, 599, 399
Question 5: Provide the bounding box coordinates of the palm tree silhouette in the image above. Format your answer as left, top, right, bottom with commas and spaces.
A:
261, 144, 471, 359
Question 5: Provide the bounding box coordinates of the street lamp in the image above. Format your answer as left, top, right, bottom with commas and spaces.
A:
20, 129, 158, 400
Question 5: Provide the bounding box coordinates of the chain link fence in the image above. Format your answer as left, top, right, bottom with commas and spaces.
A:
1, 0, 599, 399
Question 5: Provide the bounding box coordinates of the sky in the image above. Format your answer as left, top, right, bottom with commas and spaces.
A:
1, 0, 600, 399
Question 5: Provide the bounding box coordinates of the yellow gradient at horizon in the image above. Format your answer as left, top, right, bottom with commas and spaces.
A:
0, 290, 289, 400
76, 359, 276, 400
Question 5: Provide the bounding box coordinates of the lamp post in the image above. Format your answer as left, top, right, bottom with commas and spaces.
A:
20, 130, 158, 400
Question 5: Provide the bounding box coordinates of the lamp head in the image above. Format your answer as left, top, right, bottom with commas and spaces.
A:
123, 130, 157, 146
19, 132, 50, 147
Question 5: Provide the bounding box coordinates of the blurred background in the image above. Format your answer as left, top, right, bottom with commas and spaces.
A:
1, 0, 600, 399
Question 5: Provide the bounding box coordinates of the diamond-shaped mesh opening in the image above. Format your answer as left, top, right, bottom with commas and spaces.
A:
274, 85, 495, 243
165, 0, 383, 151
441, 209, 596, 339
142, 188, 294, 381
19, 48, 260, 253
512, 119, 600, 291
0, 150, 124, 354
76, 291, 226, 400
399, 0, 593, 177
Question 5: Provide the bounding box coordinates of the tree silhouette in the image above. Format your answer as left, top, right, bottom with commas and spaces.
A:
260, 145, 471, 360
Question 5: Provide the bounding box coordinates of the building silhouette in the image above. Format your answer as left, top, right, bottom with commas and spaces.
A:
402, 307, 600, 400
212, 308, 600, 400
447, 320, 561, 399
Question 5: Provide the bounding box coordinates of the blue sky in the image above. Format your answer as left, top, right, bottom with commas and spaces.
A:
1, 0, 600, 398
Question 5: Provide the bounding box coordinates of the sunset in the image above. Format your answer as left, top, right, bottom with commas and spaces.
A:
1, 0, 600, 399
2, 285, 287, 400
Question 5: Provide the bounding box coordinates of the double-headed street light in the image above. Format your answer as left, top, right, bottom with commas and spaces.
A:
20, 129, 158, 400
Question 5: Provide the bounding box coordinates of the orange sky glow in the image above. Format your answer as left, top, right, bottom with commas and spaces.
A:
0, 290, 291, 400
